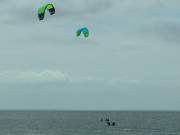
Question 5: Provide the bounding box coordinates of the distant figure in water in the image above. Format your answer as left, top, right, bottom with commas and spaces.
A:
112, 122, 116, 126
106, 122, 116, 126
105, 118, 110, 122
106, 121, 111, 126
100, 117, 116, 126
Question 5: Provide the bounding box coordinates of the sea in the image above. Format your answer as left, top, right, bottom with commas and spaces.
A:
0, 111, 179, 135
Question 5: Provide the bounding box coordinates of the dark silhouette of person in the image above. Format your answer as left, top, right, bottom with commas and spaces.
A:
105, 118, 110, 122
112, 122, 116, 126
106, 121, 111, 126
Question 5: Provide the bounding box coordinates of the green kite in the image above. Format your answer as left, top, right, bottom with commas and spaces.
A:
38, 3, 55, 21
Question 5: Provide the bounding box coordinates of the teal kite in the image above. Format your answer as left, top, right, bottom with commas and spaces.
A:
38, 3, 55, 21
76, 27, 89, 38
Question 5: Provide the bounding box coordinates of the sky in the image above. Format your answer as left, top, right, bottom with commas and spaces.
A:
0, 0, 180, 110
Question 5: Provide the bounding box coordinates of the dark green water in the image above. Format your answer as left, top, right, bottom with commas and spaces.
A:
0, 111, 180, 135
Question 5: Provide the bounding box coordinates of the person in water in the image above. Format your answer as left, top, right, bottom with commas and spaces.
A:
106, 121, 111, 126
100, 117, 116, 126
112, 122, 116, 126
105, 118, 110, 122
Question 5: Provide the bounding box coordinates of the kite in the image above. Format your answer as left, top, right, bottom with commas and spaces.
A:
76, 27, 89, 38
38, 3, 55, 21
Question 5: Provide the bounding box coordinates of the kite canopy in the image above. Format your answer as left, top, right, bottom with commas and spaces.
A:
38, 3, 55, 21
76, 27, 89, 38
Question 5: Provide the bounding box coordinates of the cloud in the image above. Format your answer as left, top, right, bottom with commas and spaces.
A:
138, 18, 180, 44
0, 0, 180, 110
0, 0, 180, 84
57, 0, 113, 17
0, 70, 69, 83
0, 69, 145, 86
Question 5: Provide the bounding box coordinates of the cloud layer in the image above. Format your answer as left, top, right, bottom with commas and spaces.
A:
0, 70, 69, 83
0, 0, 180, 110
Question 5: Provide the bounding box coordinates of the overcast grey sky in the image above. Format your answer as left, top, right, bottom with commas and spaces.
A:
0, 0, 180, 110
